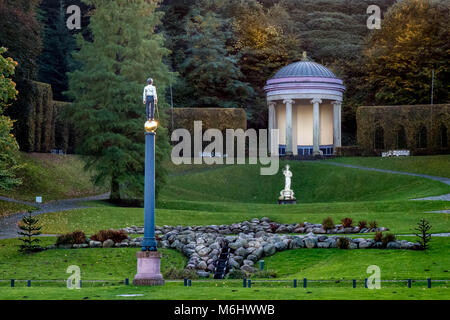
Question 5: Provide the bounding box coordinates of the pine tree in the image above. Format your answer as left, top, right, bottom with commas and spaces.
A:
0, 0, 42, 81
18, 211, 43, 253
66, 0, 174, 202
414, 218, 432, 250
38, 0, 78, 101
178, 8, 253, 108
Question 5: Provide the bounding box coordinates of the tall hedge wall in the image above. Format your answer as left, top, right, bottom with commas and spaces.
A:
6, 80, 75, 153
357, 104, 450, 155
166, 108, 247, 133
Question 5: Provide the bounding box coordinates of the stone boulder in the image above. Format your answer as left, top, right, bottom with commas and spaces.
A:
102, 239, 114, 248
304, 237, 317, 248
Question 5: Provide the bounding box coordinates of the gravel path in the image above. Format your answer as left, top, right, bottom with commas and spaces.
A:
324, 162, 450, 201
0, 193, 110, 240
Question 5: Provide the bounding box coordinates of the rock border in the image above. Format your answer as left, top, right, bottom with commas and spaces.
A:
123, 218, 389, 235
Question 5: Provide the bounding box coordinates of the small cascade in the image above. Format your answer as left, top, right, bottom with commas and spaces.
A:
213, 243, 230, 279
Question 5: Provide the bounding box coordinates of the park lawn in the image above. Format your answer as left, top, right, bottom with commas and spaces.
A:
37, 199, 450, 235
0, 282, 448, 300
1, 237, 448, 283
0, 201, 36, 218
159, 161, 450, 204
0, 152, 107, 202
0, 238, 186, 281
328, 155, 450, 178
262, 237, 450, 281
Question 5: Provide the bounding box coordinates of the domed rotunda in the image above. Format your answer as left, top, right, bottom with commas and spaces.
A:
264, 58, 345, 156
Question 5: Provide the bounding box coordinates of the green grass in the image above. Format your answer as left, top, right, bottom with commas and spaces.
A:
0, 153, 106, 202
160, 161, 450, 204
263, 237, 450, 280
0, 238, 186, 281
329, 155, 450, 178
0, 200, 36, 218
37, 199, 450, 235
0, 283, 448, 300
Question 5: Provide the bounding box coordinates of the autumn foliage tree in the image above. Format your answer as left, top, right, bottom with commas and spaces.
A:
364, 0, 450, 105
0, 47, 21, 191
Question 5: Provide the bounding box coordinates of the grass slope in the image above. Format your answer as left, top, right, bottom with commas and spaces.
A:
0, 201, 35, 218
0, 238, 185, 281
329, 155, 450, 178
38, 199, 450, 234
160, 161, 450, 204
0, 153, 106, 202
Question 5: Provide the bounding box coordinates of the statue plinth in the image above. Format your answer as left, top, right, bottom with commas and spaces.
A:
278, 189, 296, 204
133, 251, 165, 286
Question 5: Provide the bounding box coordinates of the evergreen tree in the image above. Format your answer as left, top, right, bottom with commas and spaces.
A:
178, 8, 253, 108
18, 211, 43, 253
66, 0, 174, 202
38, 0, 78, 101
0, 47, 21, 191
364, 0, 450, 105
414, 218, 432, 250
0, 0, 42, 81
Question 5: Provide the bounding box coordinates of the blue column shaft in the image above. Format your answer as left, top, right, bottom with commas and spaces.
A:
142, 132, 157, 251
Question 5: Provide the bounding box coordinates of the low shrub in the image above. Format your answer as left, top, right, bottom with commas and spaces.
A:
382, 233, 396, 247
163, 267, 199, 280
374, 232, 383, 242
369, 221, 378, 229
56, 230, 86, 245
322, 217, 334, 231
269, 223, 279, 232
251, 270, 277, 279
90, 229, 128, 243
226, 269, 247, 279
341, 217, 353, 228
358, 220, 368, 229
337, 237, 350, 249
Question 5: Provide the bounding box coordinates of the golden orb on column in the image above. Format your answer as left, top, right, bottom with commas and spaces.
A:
145, 120, 158, 132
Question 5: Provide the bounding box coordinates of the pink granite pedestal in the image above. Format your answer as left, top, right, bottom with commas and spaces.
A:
133, 251, 165, 286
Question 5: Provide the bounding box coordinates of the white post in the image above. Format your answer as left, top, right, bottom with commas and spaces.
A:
311, 98, 322, 156
332, 101, 342, 150
268, 102, 276, 154
283, 99, 295, 155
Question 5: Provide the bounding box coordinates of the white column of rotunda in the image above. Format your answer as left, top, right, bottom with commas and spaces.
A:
264, 57, 345, 156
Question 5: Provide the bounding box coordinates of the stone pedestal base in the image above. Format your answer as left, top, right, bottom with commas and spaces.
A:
278, 198, 297, 205
133, 251, 165, 286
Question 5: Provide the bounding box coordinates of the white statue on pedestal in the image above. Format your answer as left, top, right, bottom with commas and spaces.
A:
283, 165, 292, 191
279, 164, 295, 201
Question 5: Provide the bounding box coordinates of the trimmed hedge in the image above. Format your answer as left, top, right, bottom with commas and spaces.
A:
166, 107, 247, 133
357, 104, 450, 155
6, 80, 76, 153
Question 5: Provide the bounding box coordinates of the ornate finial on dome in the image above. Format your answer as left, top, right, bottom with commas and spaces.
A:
302, 51, 308, 61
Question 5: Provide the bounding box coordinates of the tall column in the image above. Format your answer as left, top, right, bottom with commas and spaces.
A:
283, 99, 295, 155
332, 101, 342, 150
134, 119, 164, 286
311, 98, 322, 156
268, 102, 276, 154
